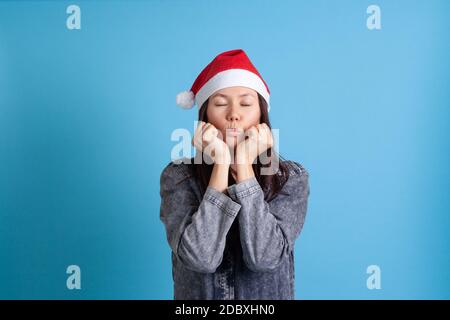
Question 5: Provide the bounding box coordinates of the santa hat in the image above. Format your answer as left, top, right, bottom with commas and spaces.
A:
176, 49, 271, 112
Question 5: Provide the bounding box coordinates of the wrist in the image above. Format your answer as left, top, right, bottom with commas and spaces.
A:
236, 163, 255, 183
209, 162, 230, 193
235, 149, 255, 166
214, 150, 231, 165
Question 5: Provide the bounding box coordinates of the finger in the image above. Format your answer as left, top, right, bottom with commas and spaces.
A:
264, 126, 274, 147
255, 125, 265, 144
196, 121, 206, 131
203, 125, 218, 142
195, 121, 206, 138
246, 126, 258, 139
260, 123, 270, 138
201, 123, 212, 136
262, 124, 270, 141
193, 122, 208, 148
207, 123, 219, 136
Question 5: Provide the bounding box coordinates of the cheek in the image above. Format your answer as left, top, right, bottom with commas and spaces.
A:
207, 108, 226, 126
206, 106, 221, 122
245, 109, 261, 127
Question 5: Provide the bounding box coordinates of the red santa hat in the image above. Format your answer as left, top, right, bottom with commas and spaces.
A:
176, 49, 271, 112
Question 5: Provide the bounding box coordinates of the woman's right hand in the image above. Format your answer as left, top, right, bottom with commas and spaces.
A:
192, 121, 231, 165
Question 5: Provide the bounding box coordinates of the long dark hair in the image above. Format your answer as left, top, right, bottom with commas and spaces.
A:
189, 93, 290, 202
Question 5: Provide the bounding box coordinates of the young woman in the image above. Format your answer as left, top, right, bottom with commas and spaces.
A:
160, 49, 310, 300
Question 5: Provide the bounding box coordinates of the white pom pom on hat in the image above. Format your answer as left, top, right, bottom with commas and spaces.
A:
175, 90, 195, 109
176, 49, 271, 112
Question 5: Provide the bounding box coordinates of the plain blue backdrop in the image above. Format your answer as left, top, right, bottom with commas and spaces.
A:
0, 0, 449, 299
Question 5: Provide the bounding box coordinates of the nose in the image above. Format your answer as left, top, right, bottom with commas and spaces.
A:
227, 103, 240, 122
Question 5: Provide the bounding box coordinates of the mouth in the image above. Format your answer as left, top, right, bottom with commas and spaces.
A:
225, 127, 243, 137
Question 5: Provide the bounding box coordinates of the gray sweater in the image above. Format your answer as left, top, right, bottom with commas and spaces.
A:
159, 157, 310, 300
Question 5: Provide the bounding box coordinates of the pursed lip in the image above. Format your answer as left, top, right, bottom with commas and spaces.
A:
224, 127, 243, 137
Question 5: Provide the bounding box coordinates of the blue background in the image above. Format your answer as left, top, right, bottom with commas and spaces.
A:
0, 0, 449, 299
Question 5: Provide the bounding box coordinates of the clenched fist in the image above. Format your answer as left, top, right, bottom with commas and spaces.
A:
236, 123, 274, 165
192, 121, 231, 165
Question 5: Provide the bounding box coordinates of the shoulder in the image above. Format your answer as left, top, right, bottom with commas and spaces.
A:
160, 157, 194, 188
278, 159, 310, 197
281, 159, 309, 178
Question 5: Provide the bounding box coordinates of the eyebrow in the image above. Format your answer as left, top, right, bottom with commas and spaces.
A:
212, 93, 255, 98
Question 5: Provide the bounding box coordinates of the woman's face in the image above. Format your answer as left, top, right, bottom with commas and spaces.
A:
206, 86, 261, 149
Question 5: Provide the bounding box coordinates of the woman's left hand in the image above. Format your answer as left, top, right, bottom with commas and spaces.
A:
236, 123, 274, 165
